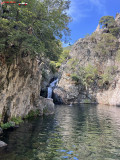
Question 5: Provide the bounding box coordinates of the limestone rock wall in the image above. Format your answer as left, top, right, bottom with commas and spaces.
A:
0, 56, 54, 123
53, 32, 120, 106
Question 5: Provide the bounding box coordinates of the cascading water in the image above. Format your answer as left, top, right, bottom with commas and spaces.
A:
47, 79, 58, 98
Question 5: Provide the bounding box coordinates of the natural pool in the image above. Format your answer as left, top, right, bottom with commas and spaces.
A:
0, 104, 120, 160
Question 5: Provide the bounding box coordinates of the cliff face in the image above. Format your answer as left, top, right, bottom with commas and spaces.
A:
53, 14, 120, 106
0, 56, 54, 123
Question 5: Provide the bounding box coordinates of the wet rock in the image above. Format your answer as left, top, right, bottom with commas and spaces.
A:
0, 141, 7, 148
0, 128, 3, 135
40, 97, 54, 115
53, 87, 66, 104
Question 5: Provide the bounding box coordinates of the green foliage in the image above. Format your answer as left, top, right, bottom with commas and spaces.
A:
99, 16, 119, 36
84, 64, 98, 85
63, 45, 72, 51
70, 73, 79, 82
59, 50, 70, 63
0, 0, 71, 63
11, 117, 23, 125
24, 110, 39, 119
49, 61, 57, 73
94, 33, 118, 58
70, 63, 98, 87
67, 58, 75, 65
83, 99, 91, 104
109, 27, 120, 37
99, 16, 115, 28
1, 122, 15, 129
49, 49, 70, 71
101, 66, 117, 83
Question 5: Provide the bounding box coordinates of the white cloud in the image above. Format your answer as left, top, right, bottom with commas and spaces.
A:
67, 0, 107, 22
89, 0, 106, 14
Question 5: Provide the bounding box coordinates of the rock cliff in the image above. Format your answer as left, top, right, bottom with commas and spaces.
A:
53, 14, 120, 106
0, 55, 55, 124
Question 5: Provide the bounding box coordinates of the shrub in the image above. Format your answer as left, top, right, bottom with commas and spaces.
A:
11, 117, 23, 125
94, 33, 118, 58
24, 110, 40, 119
1, 122, 15, 129
84, 64, 98, 82
70, 73, 79, 82
49, 61, 57, 73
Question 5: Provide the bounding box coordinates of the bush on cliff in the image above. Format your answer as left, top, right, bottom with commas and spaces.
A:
94, 33, 118, 60
99, 16, 120, 36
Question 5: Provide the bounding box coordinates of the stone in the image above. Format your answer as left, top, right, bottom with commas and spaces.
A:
40, 97, 55, 116
95, 24, 100, 32
0, 141, 7, 148
0, 128, 3, 135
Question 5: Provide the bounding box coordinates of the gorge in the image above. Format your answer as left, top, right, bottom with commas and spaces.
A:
1, 0, 120, 159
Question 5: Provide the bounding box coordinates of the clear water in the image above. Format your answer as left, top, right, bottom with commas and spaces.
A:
0, 104, 120, 160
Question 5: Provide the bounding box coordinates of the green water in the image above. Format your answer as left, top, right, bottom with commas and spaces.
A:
0, 104, 120, 160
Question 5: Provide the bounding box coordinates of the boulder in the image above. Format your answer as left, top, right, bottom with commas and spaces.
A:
39, 97, 55, 115
53, 87, 66, 104
0, 141, 7, 148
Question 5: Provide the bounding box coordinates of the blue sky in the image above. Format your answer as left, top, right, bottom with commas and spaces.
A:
63, 0, 120, 47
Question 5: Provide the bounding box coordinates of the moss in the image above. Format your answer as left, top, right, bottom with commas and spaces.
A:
1, 122, 15, 129
11, 117, 23, 125
24, 110, 40, 119
83, 99, 91, 104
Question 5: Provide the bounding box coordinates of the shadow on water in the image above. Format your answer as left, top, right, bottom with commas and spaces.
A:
0, 104, 120, 160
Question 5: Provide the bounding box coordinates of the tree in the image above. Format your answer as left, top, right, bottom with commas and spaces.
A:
0, 0, 71, 64
99, 16, 120, 36
99, 16, 115, 28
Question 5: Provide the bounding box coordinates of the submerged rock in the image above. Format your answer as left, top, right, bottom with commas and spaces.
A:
0, 141, 7, 148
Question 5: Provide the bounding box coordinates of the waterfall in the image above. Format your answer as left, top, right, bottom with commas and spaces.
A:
47, 79, 58, 98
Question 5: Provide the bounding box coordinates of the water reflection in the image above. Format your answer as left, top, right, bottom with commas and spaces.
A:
0, 104, 120, 160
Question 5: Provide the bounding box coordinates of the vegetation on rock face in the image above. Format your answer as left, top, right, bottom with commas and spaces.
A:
11, 117, 23, 125
1, 122, 15, 129
99, 16, 115, 28
93, 33, 118, 60
0, 117, 23, 129
99, 16, 120, 36
24, 110, 40, 119
0, 0, 71, 64
68, 57, 117, 90
50, 49, 70, 71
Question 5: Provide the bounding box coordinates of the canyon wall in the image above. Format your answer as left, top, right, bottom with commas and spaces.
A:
0, 56, 54, 123
53, 14, 120, 106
